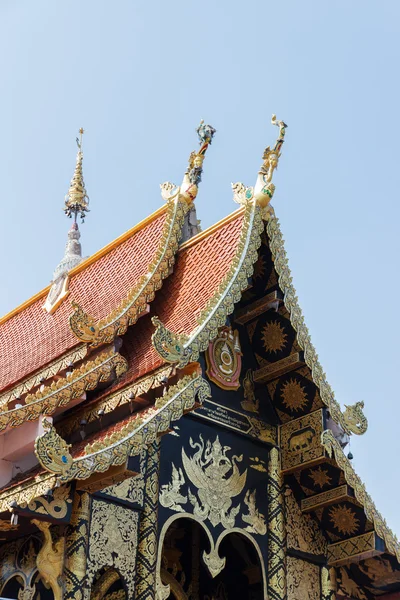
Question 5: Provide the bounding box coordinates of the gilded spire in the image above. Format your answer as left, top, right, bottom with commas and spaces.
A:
64, 128, 89, 223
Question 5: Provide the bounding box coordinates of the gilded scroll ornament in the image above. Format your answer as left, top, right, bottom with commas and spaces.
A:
0, 472, 57, 515
152, 200, 265, 368
321, 429, 400, 562
183, 435, 247, 528
35, 418, 73, 477
27, 484, 72, 519
0, 349, 127, 433
205, 326, 242, 390
203, 545, 226, 578
266, 214, 368, 436
54, 374, 210, 484
31, 519, 65, 600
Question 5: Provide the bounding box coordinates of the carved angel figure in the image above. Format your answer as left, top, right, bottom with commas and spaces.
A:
242, 489, 267, 535
159, 463, 187, 512
182, 435, 247, 529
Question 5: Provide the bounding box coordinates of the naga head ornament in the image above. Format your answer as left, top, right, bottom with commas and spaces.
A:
35, 418, 73, 478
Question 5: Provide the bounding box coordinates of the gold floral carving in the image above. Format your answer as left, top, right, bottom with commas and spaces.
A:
284, 487, 327, 555
52, 374, 209, 484
321, 429, 400, 562
0, 345, 87, 408
0, 349, 127, 433
287, 557, 320, 600
0, 535, 39, 595
58, 365, 173, 438
69, 196, 190, 347
242, 489, 267, 535
64, 491, 91, 600
86, 499, 138, 598
31, 519, 65, 600
27, 484, 72, 519
159, 463, 187, 512
241, 370, 259, 413
203, 546, 226, 578
266, 215, 368, 436
152, 199, 265, 369
183, 435, 247, 528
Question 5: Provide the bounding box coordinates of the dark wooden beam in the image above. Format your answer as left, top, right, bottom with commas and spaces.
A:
253, 352, 305, 383
234, 291, 282, 324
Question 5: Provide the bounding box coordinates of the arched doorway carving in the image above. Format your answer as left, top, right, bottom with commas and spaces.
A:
158, 517, 265, 600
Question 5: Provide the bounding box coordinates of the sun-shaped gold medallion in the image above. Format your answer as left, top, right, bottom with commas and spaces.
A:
329, 505, 359, 536
261, 321, 288, 354
308, 466, 332, 490
280, 378, 308, 412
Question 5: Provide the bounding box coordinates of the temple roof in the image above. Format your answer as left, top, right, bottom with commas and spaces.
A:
0, 206, 168, 393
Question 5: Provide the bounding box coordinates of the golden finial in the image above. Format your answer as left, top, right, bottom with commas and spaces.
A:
64, 128, 89, 222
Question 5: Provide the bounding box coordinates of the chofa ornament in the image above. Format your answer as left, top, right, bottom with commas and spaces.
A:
205, 326, 242, 390
232, 114, 287, 218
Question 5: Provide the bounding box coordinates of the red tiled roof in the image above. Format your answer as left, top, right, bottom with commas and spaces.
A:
119, 208, 245, 382
0, 209, 168, 392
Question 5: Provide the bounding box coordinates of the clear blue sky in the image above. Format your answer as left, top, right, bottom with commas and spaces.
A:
1, 1, 400, 534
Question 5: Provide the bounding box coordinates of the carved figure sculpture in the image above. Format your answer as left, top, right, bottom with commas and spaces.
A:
31, 519, 65, 600
159, 463, 187, 511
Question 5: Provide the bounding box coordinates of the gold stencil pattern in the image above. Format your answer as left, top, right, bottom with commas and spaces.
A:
262, 320, 288, 354
287, 557, 320, 600
308, 466, 332, 490
280, 378, 308, 412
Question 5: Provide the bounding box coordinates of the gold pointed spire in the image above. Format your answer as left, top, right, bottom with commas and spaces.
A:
64, 128, 89, 222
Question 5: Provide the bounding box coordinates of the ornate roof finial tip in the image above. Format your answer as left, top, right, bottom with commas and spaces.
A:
64, 128, 89, 223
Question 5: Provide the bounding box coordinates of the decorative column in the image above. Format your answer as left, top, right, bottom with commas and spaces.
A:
135, 441, 161, 600
321, 566, 337, 600
64, 491, 91, 600
267, 447, 286, 600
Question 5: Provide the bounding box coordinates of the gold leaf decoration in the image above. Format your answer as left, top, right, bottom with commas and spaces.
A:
0, 349, 127, 433
54, 374, 211, 484
69, 195, 190, 347
266, 215, 368, 436
152, 200, 265, 368
322, 429, 400, 561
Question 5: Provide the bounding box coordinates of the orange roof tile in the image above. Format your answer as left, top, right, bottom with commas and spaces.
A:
0, 209, 168, 392
119, 208, 245, 382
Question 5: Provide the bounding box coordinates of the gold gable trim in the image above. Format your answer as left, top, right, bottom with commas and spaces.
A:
39, 373, 210, 484
152, 200, 265, 368
322, 430, 400, 562
0, 345, 87, 409
0, 349, 128, 432
266, 215, 368, 436
58, 365, 174, 438
69, 197, 190, 346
